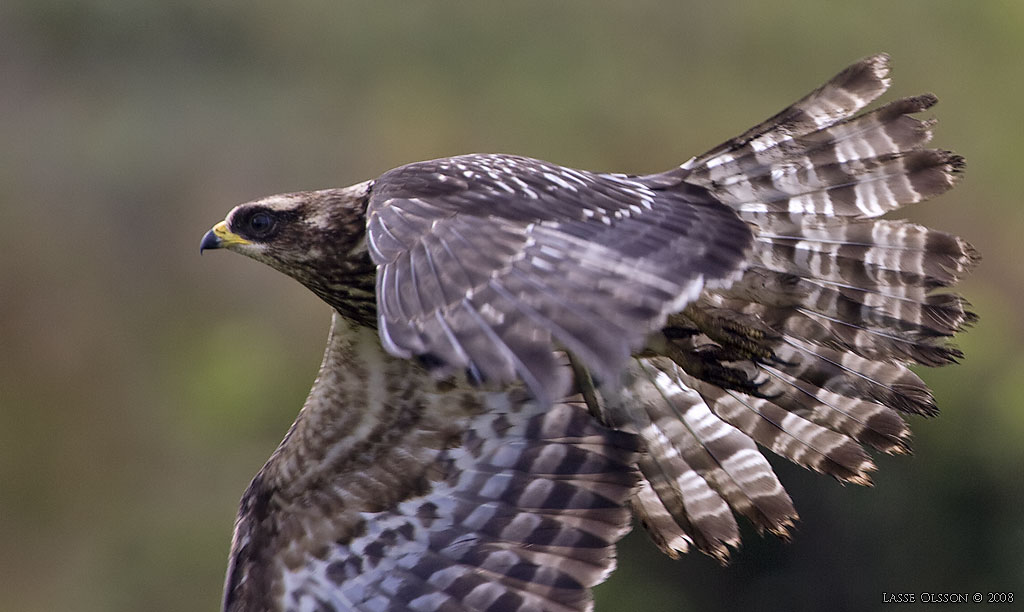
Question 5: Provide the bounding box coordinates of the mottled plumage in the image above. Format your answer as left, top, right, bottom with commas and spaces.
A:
201, 54, 976, 611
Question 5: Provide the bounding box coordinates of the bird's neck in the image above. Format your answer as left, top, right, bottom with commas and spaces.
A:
302, 261, 378, 330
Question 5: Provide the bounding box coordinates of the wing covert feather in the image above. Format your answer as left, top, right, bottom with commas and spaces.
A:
367, 155, 752, 400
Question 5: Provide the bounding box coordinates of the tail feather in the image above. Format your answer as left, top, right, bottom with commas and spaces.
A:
698, 149, 961, 218
758, 361, 912, 454
652, 75, 962, 219
612, 55, 976, 562
705, 279, 968, 366
709, 95, 942, 182
685, 54, 893, 174
775, 337, 939, 416
688, 378, 877, 484
751, 216, 977, 270
746, 218, 976, 304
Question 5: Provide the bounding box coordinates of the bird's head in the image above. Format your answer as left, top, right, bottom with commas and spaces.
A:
201, 181, 379, 325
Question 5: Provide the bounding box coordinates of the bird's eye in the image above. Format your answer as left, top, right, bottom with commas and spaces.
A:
247, 211, 275, 237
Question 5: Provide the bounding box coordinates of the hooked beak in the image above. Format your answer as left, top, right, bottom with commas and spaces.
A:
200, 221, 250, 254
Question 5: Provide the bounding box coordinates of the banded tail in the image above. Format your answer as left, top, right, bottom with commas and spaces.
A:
608, 54, 977, 561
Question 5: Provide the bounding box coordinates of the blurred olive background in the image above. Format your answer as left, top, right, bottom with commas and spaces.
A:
2, 2, 1021, 611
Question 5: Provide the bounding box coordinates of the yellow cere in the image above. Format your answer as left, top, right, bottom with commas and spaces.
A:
212, 221, 251, 246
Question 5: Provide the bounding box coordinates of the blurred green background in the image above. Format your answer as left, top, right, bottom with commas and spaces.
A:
1, 2, 1021, 611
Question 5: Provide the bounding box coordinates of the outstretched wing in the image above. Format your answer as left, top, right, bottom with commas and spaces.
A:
222, 320, 642, 612
281, 402, 640, 612
365, 155, 753, 403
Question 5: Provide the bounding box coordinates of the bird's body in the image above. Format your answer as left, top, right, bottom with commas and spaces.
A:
202, 55, 977, 611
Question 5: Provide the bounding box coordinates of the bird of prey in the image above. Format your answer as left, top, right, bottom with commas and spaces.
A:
200, 54, 976, 612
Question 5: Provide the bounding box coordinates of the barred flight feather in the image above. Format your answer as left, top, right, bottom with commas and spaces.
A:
611, 54, 976, 561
